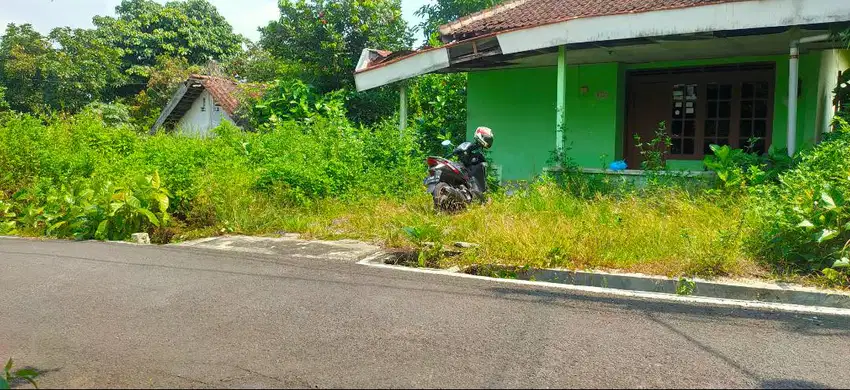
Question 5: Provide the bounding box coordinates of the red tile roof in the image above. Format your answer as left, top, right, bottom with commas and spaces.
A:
189, 74, 240, 116
439, 0, 744, 41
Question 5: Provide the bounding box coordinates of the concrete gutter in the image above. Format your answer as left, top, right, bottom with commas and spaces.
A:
361, 253, 850, 315
503, 267, 850, 309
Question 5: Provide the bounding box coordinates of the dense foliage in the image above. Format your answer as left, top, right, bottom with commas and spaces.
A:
93, 0, 243, 81
745, 127, 850, 280
0, 0, 241, 117
0, 108, 423, 241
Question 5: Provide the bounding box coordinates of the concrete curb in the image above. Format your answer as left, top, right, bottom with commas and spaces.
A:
360, 253, 850, 316
504, 267, 850, 309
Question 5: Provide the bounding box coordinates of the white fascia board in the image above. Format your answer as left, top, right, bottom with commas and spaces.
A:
354, 48, 450, 91
355, 48, 372, 72
497, 0, 850, 55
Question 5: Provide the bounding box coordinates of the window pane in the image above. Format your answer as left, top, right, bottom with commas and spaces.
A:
753, 120, 767, 137
741, 120, 752, 137
741, 101, 753, 118
684, 120, 695, 137
755, 82, 769, 99
703, 143, 714, 155
683, 138, 695, 155
718, 120, 730, 137
685, 84, 697, 100
719, 101, 731, 118
671, 138, 682, 154
742, 83, 754, 99
708, 101, 718, 118
672, 120, 683, 136
705, 120, 716, 137
672, 104, 682, 118
719, 85, 732, 100
755, 100, 768, 118
672, 85, 684, 100
707, 84, 718, 100
753, 138, 766, 154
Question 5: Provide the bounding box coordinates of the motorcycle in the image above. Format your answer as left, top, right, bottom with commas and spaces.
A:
424, 139, 488, 212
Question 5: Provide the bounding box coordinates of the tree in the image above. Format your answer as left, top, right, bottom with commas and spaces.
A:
223, 43, 285, 83
44, 27, 125, 112
259, 0, 412, 93
0, 24, 124, 113
0, 85, 8, 111
93, 0, 243, 87
415, 0, 501, 45
0, 24, 52, 112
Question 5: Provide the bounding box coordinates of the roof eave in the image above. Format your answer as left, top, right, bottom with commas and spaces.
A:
150, 82, 191, 134
354, 0, 850, 91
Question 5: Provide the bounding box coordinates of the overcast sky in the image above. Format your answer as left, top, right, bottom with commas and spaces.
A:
0, 0, 429, 43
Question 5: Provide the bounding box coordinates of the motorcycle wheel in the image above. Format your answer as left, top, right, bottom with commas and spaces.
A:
433, 183, 467, 213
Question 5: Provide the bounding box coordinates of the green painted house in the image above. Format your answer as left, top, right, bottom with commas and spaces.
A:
355, 0, 850, 181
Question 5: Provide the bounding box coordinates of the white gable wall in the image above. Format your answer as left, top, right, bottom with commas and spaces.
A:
175, 90, 234, 137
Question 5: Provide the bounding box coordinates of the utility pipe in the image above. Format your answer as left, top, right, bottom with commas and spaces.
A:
787, 33, 831, 156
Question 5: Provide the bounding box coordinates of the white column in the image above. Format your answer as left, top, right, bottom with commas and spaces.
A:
555, 46, 566, 164
787, 42, 799, 156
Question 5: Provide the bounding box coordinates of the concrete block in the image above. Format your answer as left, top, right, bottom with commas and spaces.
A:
131, 233, 150, 245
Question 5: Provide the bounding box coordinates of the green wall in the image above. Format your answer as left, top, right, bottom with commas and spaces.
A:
467, 67, 556, 180
467, 53, 825, 179
563, 63, 623, 168
467, 63, 622, 180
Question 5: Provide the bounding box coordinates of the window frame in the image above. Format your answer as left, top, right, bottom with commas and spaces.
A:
627, 64, 775, 160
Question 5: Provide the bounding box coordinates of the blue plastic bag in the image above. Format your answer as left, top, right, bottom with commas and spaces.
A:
608, 160, 627, 171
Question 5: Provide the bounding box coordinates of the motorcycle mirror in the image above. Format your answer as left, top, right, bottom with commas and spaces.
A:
441, 140, 453, 147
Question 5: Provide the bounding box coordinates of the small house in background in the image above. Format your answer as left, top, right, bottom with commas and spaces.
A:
150, 74, 241, 136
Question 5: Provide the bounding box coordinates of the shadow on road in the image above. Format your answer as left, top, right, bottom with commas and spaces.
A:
488, 286, 839, 389
759, 379, 830, 389
485, 286, 850, 334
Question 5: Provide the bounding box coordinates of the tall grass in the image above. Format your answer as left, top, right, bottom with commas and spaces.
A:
241, 185, 756, 278
0, 109, 761, 279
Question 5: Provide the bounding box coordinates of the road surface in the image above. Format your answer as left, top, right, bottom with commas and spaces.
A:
1, 236, 849, 388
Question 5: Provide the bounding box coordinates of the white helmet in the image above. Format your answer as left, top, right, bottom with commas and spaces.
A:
474, 126, 494, 149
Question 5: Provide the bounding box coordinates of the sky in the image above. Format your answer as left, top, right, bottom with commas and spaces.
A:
0, 0, 430, 43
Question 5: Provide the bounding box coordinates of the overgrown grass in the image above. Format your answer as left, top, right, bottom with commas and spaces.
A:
4, 108, 841, 282
177, 184, 759, 278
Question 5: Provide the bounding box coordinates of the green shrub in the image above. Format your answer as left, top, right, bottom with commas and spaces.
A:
747, 127, 850, 274
0, 107, 424, 240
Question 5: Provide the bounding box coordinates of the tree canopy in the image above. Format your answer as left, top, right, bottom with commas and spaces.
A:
93, 0, 244, 78
259, 0, 413, 92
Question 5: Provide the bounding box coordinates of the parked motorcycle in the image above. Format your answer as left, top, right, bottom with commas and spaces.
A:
424, 127, 494, 212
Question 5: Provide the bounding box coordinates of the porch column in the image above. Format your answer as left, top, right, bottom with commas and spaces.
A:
787, 42, 799, 156
399, 84, 408, 134
555, 45, 566, 164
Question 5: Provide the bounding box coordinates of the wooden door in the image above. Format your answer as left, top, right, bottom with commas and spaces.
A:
625, 80, 669, 169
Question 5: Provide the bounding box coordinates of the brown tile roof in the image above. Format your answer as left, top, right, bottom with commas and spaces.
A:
189, 74, 240, 116
439, 0, 745, 41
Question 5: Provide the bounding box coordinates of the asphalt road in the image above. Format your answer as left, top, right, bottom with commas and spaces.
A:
2, 237, 849, 389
